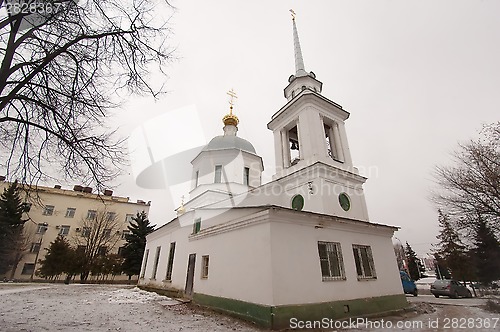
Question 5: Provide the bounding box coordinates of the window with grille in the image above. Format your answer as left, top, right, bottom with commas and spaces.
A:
317, 241, 345, 281
65, 208, 76, 218
201, 255, 209, 279
43, 205, 54, 216
106, 212, 116, 221
165, 242, 176, 281
352, 245, 376, 279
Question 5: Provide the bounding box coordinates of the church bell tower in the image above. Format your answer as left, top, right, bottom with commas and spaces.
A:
268, 10, 355, 179
267, 10, 370, 221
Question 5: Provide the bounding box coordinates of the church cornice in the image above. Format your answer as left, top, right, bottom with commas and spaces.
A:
187, 205, 398, 241
268, 90, 349, 130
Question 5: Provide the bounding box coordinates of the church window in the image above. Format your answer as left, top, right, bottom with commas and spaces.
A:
339, 193, 351, 211
193, 218, 201, 234
140, 249, 149, 278
151, 246, 161, 279
318, 242, 346, 281
243, 167, 250, 186
195, 170, 199, 187
352, 245, 376, 279
201, 255, 209, 279
291, 194, 304, 211
214, 165, 222, 183
165, 242, 176, 281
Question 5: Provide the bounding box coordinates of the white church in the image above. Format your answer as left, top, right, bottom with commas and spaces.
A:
138, 14, 407, 329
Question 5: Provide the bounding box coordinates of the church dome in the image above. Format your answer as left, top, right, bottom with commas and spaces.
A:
202, 135, 256, 154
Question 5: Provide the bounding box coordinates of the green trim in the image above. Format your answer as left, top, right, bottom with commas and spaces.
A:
193, 293, 273, 327
272, 294, 408, 329
193, 293, 408, 330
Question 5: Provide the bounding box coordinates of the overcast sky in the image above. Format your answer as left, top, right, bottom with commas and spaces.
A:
112, 0, 500, 257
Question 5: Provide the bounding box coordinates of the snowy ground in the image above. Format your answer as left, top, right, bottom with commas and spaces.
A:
0, 283, 498, 331
0, 283, 261, 332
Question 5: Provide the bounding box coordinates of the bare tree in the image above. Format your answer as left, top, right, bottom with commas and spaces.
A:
8, 223, 35, 279
432, 122, 500, 234
73, 209, 122, 280
0, 0, 174, 191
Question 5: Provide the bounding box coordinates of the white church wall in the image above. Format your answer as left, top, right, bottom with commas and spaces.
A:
268, 213, 402, 306
191, 221, 274, 305
140, 221, 193, 291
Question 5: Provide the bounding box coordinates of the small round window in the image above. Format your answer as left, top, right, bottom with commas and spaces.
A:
291, 194, 304, 211
339, 193, 350, 211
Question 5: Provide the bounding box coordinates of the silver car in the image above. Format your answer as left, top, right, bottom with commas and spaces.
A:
430, 279, 472, 298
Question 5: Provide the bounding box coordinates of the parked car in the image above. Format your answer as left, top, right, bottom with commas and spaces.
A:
400, 271, 418, 296
430, 279, 472, 298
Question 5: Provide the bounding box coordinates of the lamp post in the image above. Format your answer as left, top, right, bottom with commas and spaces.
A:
30, 222, 48, 281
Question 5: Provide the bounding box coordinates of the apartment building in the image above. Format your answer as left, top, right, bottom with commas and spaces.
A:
0, 178, 150, 281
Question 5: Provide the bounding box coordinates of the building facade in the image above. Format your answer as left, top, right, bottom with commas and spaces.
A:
0, 179, 150, 281
138, 15, 407, 329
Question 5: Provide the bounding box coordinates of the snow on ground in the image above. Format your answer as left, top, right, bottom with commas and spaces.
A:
0, 283, 261, 332
0, 283, 498, 331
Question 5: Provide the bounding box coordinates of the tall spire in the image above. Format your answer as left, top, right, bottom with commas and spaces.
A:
290, 9, 308, 77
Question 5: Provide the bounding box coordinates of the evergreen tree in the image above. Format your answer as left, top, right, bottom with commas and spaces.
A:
37, 236, 76, 279
0, 181, 28, 275
121, 211, 155, 279
405, 242, 421, 280
473, 216, 500, 284
434, 210, 472, 281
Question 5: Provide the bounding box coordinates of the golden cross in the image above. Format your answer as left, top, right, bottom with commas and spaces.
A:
227, 88, 238, 114
290, 9, 296, 20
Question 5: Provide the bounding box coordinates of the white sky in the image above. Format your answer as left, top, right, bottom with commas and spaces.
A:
111, 0, 500, 257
